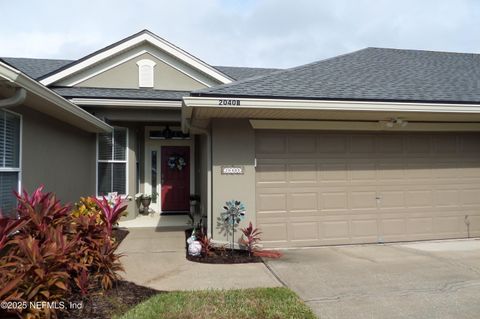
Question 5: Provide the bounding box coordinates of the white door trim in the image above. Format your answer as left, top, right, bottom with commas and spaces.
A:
144, 127, 194, 214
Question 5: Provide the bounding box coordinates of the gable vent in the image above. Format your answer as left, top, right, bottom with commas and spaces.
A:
136, 59, 156, 88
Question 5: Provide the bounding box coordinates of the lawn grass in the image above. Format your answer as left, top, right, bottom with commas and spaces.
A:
116, 287, 316, 319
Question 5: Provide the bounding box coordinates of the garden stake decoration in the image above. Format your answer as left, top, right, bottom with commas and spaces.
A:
222, 200, 246, 252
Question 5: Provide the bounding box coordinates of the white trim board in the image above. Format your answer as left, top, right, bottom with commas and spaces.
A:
63, 49, 212, 88
71, 98, 182, 108
40, 31, 233, 86
182, 96, 480, 114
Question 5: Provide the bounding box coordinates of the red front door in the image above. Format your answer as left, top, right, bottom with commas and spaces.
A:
161, 146, 190, 212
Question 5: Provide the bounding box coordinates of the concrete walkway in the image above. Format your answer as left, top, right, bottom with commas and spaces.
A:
264, 239, 480, 319
119, 227, 281, 291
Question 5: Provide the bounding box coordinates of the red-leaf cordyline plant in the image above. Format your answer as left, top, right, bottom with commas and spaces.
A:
0, 187, 127, 319
198, 233, 214, 257
240, 222, 262, 256
93, 196, 128, 236
0, 212, 27, 251
15, 185, 71, 239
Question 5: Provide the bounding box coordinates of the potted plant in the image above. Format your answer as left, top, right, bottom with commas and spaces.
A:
140, 192, 158, 214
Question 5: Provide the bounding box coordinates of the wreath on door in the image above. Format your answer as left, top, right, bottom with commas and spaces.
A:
168, 155, 187, 171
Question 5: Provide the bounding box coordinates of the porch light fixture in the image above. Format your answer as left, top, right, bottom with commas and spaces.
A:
162, 125, 173, 139
381, 118, 408, 128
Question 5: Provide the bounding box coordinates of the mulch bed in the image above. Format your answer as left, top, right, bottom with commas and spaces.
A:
61, 280, 163, 319
186, 248, 262, 264
185, 229, 262, 264
112, 227, 129, 244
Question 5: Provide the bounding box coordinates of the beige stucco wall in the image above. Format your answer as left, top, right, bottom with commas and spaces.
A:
211, 119, 256, 242
12, 105, 96, 204
78, 53, 206, 90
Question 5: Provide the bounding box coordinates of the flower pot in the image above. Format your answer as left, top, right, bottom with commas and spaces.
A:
140, 197, 152, 214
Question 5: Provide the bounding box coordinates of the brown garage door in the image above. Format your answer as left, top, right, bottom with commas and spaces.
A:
256, 131, 480, 247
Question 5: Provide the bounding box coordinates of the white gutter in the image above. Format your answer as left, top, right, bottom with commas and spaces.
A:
0, 87, 26, 108
183, 96, 480, 114
71, 98, 182, 109
0, 62, 112, 133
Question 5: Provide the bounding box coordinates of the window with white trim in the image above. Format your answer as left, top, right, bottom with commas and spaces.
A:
0, 110, 21, 217
97, 127, 127, 196
136, 59, 156, 88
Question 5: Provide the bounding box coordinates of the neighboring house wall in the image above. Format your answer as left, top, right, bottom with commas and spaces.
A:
13, 105, 96, 203
211, 119, 256, 242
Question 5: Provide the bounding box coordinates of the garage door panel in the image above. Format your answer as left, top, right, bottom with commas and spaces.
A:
378, 191, 405, 208
291, 222, 318, 241
322, 192, 348, 210
256, 163, 287, 183
256, 134, 286, 154
287, 163, 317, 183
407, 217, 433, 235
260, 223, 288, 243
320, 163, 348, 181
287, 135, 316, 153
349, 191, 377, 209
318, 135, 347, 153
434, 190, 460, 207
257, 193, 287, 213
433, 135, 458, 153
288, 192, 318, 212
350, 135, 375, 153
406, 190, 433, 208
375, 135, 404, 154
460, 189, 480, 205
256, 131, 480, 247
381, 218, 407, 236
406, 135, 432, 154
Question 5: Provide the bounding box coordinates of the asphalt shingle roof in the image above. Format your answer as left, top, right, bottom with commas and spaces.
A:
193, 47, 480, 104
214, 66, 281, 80
52, 87, 190, 100
0, 57, 279, 81
1, 57, 73, 79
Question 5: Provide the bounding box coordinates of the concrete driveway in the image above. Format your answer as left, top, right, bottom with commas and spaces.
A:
264, 240, 480, 319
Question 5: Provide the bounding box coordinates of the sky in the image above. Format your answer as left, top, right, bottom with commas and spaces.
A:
0, 0, 479, 69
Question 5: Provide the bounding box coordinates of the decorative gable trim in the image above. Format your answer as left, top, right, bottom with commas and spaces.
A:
40, 30, 233, 86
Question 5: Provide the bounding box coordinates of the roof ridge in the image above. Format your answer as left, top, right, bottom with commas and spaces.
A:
1, 57, 74, 61
367, 46, 480, 56
193, 47, 371, 95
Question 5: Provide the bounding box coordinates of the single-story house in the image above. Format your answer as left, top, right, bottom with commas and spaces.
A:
2, 29, 480, 247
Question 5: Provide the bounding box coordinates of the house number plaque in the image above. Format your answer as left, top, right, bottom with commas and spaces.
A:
221, 165, 244, 175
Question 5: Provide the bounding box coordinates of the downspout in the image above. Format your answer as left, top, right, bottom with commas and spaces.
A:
0, 87, 27, 108
184, 119, 213, 239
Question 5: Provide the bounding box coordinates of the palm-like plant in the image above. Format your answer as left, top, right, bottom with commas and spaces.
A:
93, 196, 128, 236
240, 222, 262, 256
